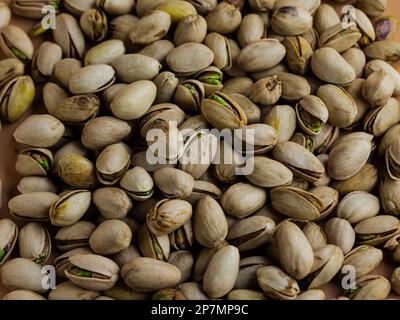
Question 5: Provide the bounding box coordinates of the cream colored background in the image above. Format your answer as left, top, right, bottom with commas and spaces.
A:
0, 0, 400, 299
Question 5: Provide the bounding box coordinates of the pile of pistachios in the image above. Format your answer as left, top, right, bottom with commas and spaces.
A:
1, 0, 400, 301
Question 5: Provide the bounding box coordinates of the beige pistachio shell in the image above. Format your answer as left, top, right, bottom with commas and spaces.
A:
111, 54, 161, 83
93, 187, 132, 219
17, 176, 57, 194
153, 168, 195, 199
345, 275, 391, 300
120, 167, 154, 201
364, 98, 400, 137
2, 290, 46, 300
302, 222, 327, 250
84, 39, 126, 65
15, 148, 53, 177
0, 218, 18, 265
343, 245, 383, 279
319, 24, 361, 53
278, 72, 311, 101
337, 191, 380, 224
342, 48, 366, 78
48, 281, 99, 300
69, 64, 116, 95
271, 6, 313, 36
96, 143, 131, 185
9, 192, 59, 221
54, 58, 82, 89
354, 215, 400, 246
324, 218, 355, 254
257, 266, 300, 300
0, 24, 34, 63
264, 104, 297, 143
174, 14, 207, 46
57, 154, 97, 189
138, 224, 170, 261
205, 2, 242, 34
55, 221, 96, 251
18, 222, 51, 264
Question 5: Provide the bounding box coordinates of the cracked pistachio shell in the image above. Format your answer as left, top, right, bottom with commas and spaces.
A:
31, 42, 62, 82
167, 251, 194, 284
54, 94, 99, 126
302, 222, 327, 250
342, 48, 366, 78
50, 190, 91, 227
194, 196, 228, 248
271, 6, 313, 36
90, 219, 132, 255
362, 70, 395, 107
166, 43, 214, 76
53, 141, 88, 171
129, 9, 171, 45
283, 36, 313, 75
311, 48, 355, 86
80, 8, 108, 42
18, 222, 51, 264
174, 14, 207, 46
138, 224, 170, 261
379, 124, 400, 155
317, 84, 357, 128
314, 3, 340, 34
273, 141, 325, 182
122, 257, 181, 292
250, 75, 282, 105
136, 0, 167, 17
327, 133, 373, 180
246, 156, 293, 188
342, 79, 369, 128
112, 54, 161, 83
15, 148, 53, 177
206, 2, 241, 34
69, 64, 116, 95
0, 58, 24, 88
237, 13, 265, 48
169, 221, 194, 251
309, 186, 339, 220
0, 219, 18, 265
205, 32, 232, 71
227, 216, 275, 251
270, 186, 322, 221
146, 199, 192, 236
93, 187, 132, 219
1, 258, 47, 293
53, 14, 85, 59
201, 91, 247, 130
345, 275, 390, 300
0, 25, 34, 64
331, 163, 378, 195
278, 73, 311, 101
110, 14, 138, 46
187, 180, 222, 205
276, 221, 314, 279
10, 0, 61, 18
120, 167, 154, 201
365, 99, 400, 138
96, 0, 135, 16
17, 176, 57, 194
365, 59, 400, 96
9, 192, 59, 221
354, 8, 375, 46
375, 16, 399, 41
173, 79, 205, 114
154, 168, 195, 199
84, 40, 125, 65
54, 58, 82, 88
386, 139, 400, 181
81, 116, 131, 150
193, 243, 227, 282
2, 290, 46, 300
54, 248, 93, 277
354, 215, 400, 246
307, 244, 344, 289
203, 245, 240, 298
324, 218, 355, 254
343, 245, 383, 278
213, 140, 242, 184
221, 182, 267, 219
96, 143, 131, 185
257, 266, 300, 300
0, 76, 35, 123
113, 245, 141, 268
319, 24, 361, 53
194, 66, 223, 97
355, 0, 387, 18
229, 94, 260, 124
235, 256, 272, 289
55, 221, 96, 251
337, 191, 380, 224
43, 82, 69, 116
48, 281, 99, 300
64, 0, 96, 16
185, 0, 216, 15
296, 95, 329, 135
154, 71, 179, 104
235, 124, 278, 156
264, 104, 297, 143
65, 253, 119, 291
57, 154, 97, 188
237, 39, 286, 72
0, 2, 11, 28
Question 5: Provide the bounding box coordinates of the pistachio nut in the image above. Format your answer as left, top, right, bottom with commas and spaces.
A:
153, 71, 179, 104
344, 275, 391, 300
174, 14, 207, 46
1, 258, 48, 293
16, 176, 57, 194
0, 25, 34, 64
53, 13, 86, 59
237, 13, 265, 48
375, 15, 399, 41
80, 8, 108, 42
314, 3, 340, 34
173, 80, 205, 114
221, 77, 253, 97
81, 116, 131, 150
187, 180, 222, 205
0, 58, 24, 88
249, 75, 282, 105
194, 66, 224, 97
166, 43, 214, 76
0, 218, 18, 266
391, 267, 400, 295
121, 257, 181, 292
379, 124, 400, 155
309, 185, 339, 219
31, 41, 62, 82
69, 64, 116, 95
205, 2, 242, 34
257, 266, 300, 300
302, 222, 327, 250
295, 95, 329, 135
203, 245, 240, 298
324, 218, 355, 254
380, 177, 400, 216
362, 70, 395, 107
48, 281, 99, 300
0, 2, 11, 28
93, 187, 132, 220
120, 167, 154, 201
167, 250, 194, 284
355, 0, 386, 18
270, 186, 323, 221
227, 289, 266, 300
15, 148, 52, 178
235, 123, 278, 156
153, 168, 195, 199
319, 24, 361, 53
146, 199, 192, 236
283, 36, 313, 75
234, 256, 272, 290
139, 40, 175, 64
54, 58, 82, 88
53, 140, 89, 171
336, 191, 380, 224
54, 247, 93, 278
296, 289, 325, 300
278, 73, 311, 101
271, 6, 313, 36
237, 39, 286, 72
84, 39, 126, 65
213, 140, 243, 184
9, 192, 59, 221
55, 221, 96, 251
311, 48, 355, 86
343, 245, 383, 279
227, 216, 275, 251
57, 154, 97, 189
230, 94, 260, 124
89, 219, 132, 255
344, 79, 370, 128
342, 48, 366, 78
0, 76, 35, 123
54, 94, 100, 126
169, 221, 194, 251
354, 215, 400, 246
264, 104, 297, 143
113, 245, 141, 268
50, 190, 91, 227
10, 0, 61, 18
205, 32, 232, 71
96, 0, 135, 16
138, 224, 170, 261
2, 290, 46, 301
18, 222, 51, 264
64, 0, 96, 16
110, 14, 138, 46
